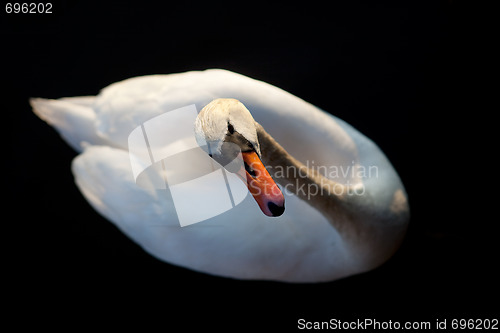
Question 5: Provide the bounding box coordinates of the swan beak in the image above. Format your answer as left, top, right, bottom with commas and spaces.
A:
241, 151, 285, 217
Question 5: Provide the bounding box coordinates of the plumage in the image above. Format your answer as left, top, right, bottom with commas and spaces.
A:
30, 69, 409, 282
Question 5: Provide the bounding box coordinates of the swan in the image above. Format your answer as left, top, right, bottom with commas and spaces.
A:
30, 69, 409, 282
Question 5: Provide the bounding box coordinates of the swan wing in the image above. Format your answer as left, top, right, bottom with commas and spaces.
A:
30, 97, 113, 152
72, 145, 353, 282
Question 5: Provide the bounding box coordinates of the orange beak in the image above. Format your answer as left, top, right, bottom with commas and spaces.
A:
241, 151, 285, 217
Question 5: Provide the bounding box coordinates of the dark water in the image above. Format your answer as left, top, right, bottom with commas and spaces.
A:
4, 1, 495, 329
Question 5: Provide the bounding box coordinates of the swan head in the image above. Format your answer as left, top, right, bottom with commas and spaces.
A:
195, 98, 285, 217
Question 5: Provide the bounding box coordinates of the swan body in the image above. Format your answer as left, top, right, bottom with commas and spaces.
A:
31, 69, 409, 282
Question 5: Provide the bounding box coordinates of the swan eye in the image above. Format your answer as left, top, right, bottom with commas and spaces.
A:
244, 161, 257, 178
227, 123, 235, 134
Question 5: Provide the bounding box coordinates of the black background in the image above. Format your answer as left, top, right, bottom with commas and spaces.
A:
3, 0, 496, 330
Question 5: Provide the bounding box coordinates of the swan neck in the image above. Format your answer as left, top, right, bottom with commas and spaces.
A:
255, 122, 364, 239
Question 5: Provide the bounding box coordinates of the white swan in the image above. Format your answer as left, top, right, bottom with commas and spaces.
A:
30, 69, 409, 282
